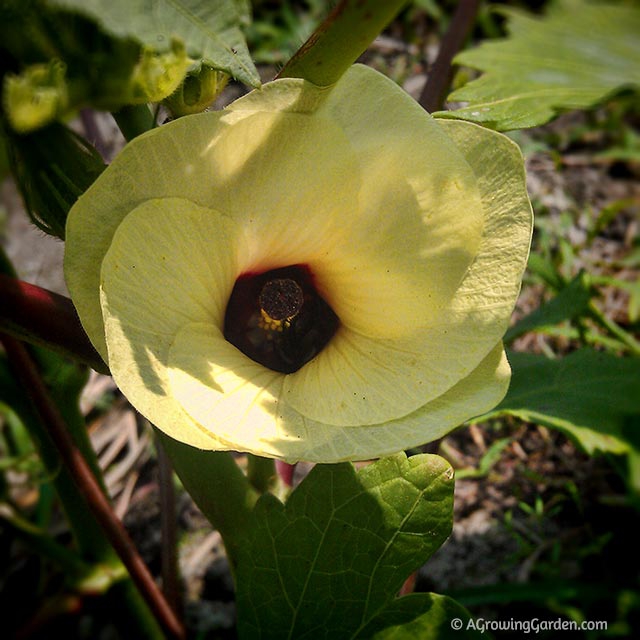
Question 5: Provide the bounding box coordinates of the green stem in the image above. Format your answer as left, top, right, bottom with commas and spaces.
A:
0, 355, 111, 561
0, 335, 182, 639
588, 301, 640, 355
157, 432, 259, 569
246, 454, 277, 494
277, 0, 409, 86
0, 505, 91, 577
112, 104, 155, 141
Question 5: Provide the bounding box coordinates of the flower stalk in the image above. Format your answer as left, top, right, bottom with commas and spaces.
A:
157, 433, 260, 570
0, 273, 108, 373
246, 454, 277, 494
112, 104, 155, 141
278, 0, 410, 85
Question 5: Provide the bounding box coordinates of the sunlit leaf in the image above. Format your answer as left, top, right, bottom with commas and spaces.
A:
48, 0, 260, 87
436, 1, 640, 130
486, 349, 640, 456
365, 593, 483, 639
236, 453, 455, 639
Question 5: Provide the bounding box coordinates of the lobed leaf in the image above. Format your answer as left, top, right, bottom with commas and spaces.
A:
235, 453, 455, 639
436, 1, 640, 130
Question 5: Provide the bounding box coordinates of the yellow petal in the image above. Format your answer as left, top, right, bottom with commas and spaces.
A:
100, 198, 240, 448
196, 109, 360, 276
312, 66, 485, 335
230, 66, 486, 336
65, 106, 360, 357
168, 323, 292, 457
169, 331, 508, 462
436, 118, 533, 327
66, 113, 230, 359
297, 343, 511, 463
280, 71, 532, 428
283, 327, 461, 426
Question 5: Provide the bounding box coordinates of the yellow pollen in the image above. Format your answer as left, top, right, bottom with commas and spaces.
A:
258, 308, 287, 332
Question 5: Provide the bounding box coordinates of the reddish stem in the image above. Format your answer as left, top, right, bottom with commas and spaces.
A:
0, 334, 185, 640
276, 460, 296, 488
399, 570, 417, 596
419, 0, 481, 113
0, 274, 108, 373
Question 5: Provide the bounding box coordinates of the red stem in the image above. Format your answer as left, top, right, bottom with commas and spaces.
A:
276, 460, 296, 488
0, 334, 185, 640
419, 0, 481, 113
0, 273, 108, 373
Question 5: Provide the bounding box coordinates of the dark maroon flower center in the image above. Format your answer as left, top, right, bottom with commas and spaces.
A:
223, 264, 340, 374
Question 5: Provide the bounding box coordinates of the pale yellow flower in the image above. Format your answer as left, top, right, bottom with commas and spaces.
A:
65, 65, 532, 463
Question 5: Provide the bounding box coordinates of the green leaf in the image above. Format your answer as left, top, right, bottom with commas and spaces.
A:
365, 593, 483, 639
504, 271, 594, 343
436, 1, 640, 130
48, 0, 260, 87
526, 253, 566, 291
455, 438, 511, 480
448, 579, 607, 607
6, 122, 105, 238
486, 349, 640, 456
235, 453, 454, 639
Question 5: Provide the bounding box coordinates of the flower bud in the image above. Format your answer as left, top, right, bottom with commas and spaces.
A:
164, 64, 230, 117
4, 60, 69, 133
128, 40, 191, 104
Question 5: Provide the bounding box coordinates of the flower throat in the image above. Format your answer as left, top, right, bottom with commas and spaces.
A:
223, 265, 340, 374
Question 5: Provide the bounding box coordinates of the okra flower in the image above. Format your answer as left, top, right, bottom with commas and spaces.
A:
65, 65, 532, 463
